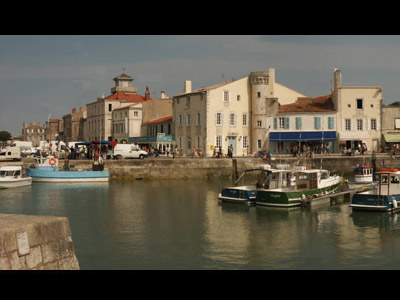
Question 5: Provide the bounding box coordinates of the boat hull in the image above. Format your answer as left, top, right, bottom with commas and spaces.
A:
256, 182, 341, 208
0, 177, 32, 188
26, 167, 109, 182
350, 193, 400, 212
218, 186, 257, 205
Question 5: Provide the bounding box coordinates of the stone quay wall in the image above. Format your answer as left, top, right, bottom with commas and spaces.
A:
0, 214, 79, 270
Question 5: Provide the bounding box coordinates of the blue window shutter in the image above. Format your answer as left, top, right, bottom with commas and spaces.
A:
285, 117, 289, 129
273, 117, 277, 129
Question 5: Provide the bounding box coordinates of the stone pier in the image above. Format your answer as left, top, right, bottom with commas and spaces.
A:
0, 214, 79, 270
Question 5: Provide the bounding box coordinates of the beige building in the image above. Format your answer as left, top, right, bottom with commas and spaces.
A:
172, 68, 306, 157
112, 103, 143, 143
85, 73, 150, 142
22, 122, 46, 147
332, 68, 382, 152
382, 102, 400, 151
63, 107, 86, 144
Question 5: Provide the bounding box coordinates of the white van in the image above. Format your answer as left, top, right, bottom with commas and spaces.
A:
0, 147, 21, 161
113, 144, 148, 159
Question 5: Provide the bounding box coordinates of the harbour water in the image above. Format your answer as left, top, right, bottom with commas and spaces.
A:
1, 178, 400, 270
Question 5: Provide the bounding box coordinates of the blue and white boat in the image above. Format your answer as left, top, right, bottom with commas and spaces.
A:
26, 156, 109, 182
350, 168, 400, 212
347, 164, 377, 192
218, 164, 294, 205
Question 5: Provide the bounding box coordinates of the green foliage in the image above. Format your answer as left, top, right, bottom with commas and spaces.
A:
0, 131, 12, 141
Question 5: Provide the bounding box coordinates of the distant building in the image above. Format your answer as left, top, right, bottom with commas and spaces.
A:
45, 118, 62, 142
22, 122, 46, 147
382, 102, 400, 151
85, 73, 150, 142
63, 106, 86, 144
112, 103, 143, 143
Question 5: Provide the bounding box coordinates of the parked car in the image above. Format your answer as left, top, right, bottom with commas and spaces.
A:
113, 144, 148, 159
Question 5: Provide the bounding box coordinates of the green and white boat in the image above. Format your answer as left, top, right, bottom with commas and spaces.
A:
255, 166, 342, 208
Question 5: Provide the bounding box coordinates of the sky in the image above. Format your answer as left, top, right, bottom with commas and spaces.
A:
1, 35, 400, 137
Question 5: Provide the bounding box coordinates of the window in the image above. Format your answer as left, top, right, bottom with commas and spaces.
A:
187, 137, 191, 152
196, 136, 201, 148
257, 139, 262, 149
179, 137, 183, 149
229, 113, 236, 126
237, 95, 241, 101
314, 117, 321, 130
357, 119, 363, 130
186, 114, 191, 126
216, 113, 222, 125
216, 136, 222, 148
243, 114, 248, 126
257, 92, 261, 98
223, 91, 229, 102
134, 111, 138, 117
196, 112, 201, 126
168, 124, 171, 134
108, 104, 112, 112
279, 117, 285, 129
295, 117, 302, 130
243, 136, 248, 149
371, 119, 376, 130
345, 119, 351, 131
257, 120, 262, 127
178, 114, 182, 126
357, 99, 363, 109
328, 117, 334, 130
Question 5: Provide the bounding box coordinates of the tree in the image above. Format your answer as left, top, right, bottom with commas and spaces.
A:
0, 131, 12, 142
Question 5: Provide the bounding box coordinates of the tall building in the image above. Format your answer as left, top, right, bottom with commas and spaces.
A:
63, 106, 86, 144
22, 122, 46, 147
332, 68, 382, 152
85, 72, 150, 142
172, 68, 306, 157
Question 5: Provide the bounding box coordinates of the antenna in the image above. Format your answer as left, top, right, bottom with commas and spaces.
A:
122, 67, 125, 74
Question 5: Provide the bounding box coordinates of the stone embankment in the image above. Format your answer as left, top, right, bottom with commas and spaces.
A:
0, 214, 79, 270
2, 153, 399, 180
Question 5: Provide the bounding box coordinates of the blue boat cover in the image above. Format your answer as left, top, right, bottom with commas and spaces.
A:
269, 131, 336, 141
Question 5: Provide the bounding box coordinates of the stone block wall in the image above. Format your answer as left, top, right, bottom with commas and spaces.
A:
0, 214, 79, 270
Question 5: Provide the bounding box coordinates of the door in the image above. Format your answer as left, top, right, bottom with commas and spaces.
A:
227, 136, 237, 156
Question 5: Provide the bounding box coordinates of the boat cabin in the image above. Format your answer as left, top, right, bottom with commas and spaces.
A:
354, 165, 373, 183
294, 167, 329, 190
377, 168, 400, 196
257, 169, 293, 189
0, 166, 23, 178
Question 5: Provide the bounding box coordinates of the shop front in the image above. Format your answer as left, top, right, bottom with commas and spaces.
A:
129, 135, 175, 154
269, 131, 337, 155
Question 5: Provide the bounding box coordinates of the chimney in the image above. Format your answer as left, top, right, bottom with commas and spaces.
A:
72, 107, 76, 114
268, 68, 275, 97
184, 80, 192, 93
333, 68, 342, 90
145, 86, 151, 100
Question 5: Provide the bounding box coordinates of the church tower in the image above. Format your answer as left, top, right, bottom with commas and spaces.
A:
111, 72, 137, 95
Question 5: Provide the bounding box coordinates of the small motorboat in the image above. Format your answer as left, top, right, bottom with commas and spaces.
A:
0, 165, 32, 188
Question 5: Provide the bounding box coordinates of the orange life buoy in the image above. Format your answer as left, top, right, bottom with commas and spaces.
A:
49, 158, 57, 166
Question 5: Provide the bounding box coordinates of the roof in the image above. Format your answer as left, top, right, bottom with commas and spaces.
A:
104, 91, 146, 102
279, 94, 334, 113
143, 115, 173, 124
112, 103, 142, 111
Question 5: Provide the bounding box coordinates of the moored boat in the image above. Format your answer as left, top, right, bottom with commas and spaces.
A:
218, 164, 294, 205
0, 165, 32, 188
256, 166, 342, 208
350, 168, 400, 212
347, 164, 377, 192
26, 156, 109, 182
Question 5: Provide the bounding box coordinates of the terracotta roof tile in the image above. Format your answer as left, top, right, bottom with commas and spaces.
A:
104, 91, 147, 102
279, 94, 334, 113
144, 115, 173, 124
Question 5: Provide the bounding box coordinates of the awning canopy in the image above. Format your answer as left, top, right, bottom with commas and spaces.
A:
270, 131, 336, 141
383, 134, 400, 143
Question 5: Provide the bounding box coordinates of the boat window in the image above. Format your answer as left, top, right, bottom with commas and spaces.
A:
14, 170, 20, 177
391, 175, 400, 184
0, 171, 6, 177
321, 171, 329, 180
381, 174, 388, 184
0, 152, 5, 156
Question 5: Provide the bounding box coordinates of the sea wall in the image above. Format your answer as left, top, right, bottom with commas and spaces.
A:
5, 154, 400, 180
0, 214, 79, 270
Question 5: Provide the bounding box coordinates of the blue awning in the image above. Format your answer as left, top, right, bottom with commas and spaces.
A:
270, 131, 336, 141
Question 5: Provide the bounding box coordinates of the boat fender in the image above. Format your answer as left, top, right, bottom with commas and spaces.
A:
393, 200, 398, 209
49, 158, 57, 166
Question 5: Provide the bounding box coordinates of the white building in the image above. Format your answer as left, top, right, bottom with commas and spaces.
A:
173, 68, 306, 157
267, 95, 337, 154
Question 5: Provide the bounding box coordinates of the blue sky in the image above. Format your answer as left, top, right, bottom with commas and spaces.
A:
1, 35, 400, 137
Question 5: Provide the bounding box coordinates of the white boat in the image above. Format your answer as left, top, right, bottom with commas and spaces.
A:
0, 165, 32, 188
347, 164, 377, 191
26, 156, 109, 182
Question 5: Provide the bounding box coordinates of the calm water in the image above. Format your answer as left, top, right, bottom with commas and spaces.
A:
1, 178, 400, 270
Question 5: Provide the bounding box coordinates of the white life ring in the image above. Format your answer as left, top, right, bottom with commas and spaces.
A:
49, 158, 57, 166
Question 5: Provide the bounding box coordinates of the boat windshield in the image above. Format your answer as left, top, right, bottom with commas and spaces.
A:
0, 170, 17, 177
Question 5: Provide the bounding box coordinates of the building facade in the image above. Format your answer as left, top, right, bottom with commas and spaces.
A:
63, 107, 86, 144
85, 73, 150, 142
382, 102, 400, 151
22, 122, 46, 147
112, 103, 143, 143
267, 95, 337, 154
172, 68, 306, 157
332, 68, 382, 152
